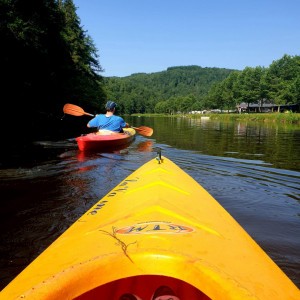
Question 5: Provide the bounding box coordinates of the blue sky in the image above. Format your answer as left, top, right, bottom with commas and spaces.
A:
73, 0, 300, 77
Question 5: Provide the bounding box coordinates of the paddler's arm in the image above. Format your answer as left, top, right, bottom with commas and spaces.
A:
87, 115, 98, 128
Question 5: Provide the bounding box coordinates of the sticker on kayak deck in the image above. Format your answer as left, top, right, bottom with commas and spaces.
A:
116, 221, 194, 234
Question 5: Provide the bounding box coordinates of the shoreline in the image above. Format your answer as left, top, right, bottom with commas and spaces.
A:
130, 112, 300, 125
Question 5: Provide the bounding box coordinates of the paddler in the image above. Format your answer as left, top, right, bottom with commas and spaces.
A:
87, 100, 129, 134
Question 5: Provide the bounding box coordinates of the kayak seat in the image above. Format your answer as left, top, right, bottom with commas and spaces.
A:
74, 275, 211, 300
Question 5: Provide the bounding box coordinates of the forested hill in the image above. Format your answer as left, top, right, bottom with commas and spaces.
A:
104, 66, 236, 114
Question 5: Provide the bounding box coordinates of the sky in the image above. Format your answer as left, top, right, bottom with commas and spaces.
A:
73, 0, 300, 77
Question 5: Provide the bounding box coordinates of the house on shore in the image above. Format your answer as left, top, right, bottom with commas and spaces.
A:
237, 102, 300, 113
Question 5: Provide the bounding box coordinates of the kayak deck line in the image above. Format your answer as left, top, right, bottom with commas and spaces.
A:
143, 166, 173, 175
124, 180, 190, 196
0, 151, 299, 300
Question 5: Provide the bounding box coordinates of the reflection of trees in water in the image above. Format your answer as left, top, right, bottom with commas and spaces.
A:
148, 116, 299, 171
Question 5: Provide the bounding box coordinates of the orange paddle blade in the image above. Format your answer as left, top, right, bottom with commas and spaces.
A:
63, 103, 94, 117
132, 126, 153, 137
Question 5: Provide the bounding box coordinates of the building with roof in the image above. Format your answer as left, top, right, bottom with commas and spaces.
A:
237, 101, 299, 113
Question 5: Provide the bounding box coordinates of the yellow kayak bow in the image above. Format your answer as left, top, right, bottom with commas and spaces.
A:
1, 154, 299, 299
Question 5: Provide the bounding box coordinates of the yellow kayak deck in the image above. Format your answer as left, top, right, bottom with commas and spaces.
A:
1, 155, 299, 299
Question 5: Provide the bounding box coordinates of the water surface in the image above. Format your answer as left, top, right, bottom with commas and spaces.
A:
0, 116, 299, 289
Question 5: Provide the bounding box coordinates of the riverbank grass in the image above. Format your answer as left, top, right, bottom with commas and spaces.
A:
131, 112, 300, 125
206, 112, 300, 124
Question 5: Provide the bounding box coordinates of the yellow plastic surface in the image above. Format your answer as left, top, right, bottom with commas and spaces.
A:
0, 156, 299, 299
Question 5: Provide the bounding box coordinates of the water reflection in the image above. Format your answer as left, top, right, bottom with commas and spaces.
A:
136, 116, 300, 171
137, 140, 154, 152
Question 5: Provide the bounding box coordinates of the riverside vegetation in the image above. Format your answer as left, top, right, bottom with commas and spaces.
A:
131, 112, 300, 125
195, 112, 300, 125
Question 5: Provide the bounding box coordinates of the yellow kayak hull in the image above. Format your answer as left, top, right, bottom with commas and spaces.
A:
1, 156, 299, 299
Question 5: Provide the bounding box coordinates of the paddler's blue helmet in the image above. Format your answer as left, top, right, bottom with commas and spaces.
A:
105, 100, 117, 111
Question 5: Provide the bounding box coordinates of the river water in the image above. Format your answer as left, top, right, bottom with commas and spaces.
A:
0, 116, 299, 290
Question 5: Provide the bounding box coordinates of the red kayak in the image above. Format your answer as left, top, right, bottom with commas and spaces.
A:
75, 128, 136, 151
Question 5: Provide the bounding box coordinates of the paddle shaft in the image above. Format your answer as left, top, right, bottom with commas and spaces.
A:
83, 112, 94, 117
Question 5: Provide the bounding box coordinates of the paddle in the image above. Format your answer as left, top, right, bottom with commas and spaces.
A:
63, 103, 94, 117
63, 103, 153, 137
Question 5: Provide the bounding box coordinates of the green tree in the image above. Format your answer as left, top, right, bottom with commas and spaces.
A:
265, 54, 300, 105
221, 71, 240, 110
0, 0, 105, 143
59, 0, 105, 110
204, 83, 223, 109
235, 67, 266, 109
155, 100, 170, 113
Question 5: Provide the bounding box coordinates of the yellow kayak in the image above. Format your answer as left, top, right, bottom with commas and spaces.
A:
1, 154, 299, 300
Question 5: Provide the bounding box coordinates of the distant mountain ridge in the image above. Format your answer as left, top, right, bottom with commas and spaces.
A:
104, 65, 236, 113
